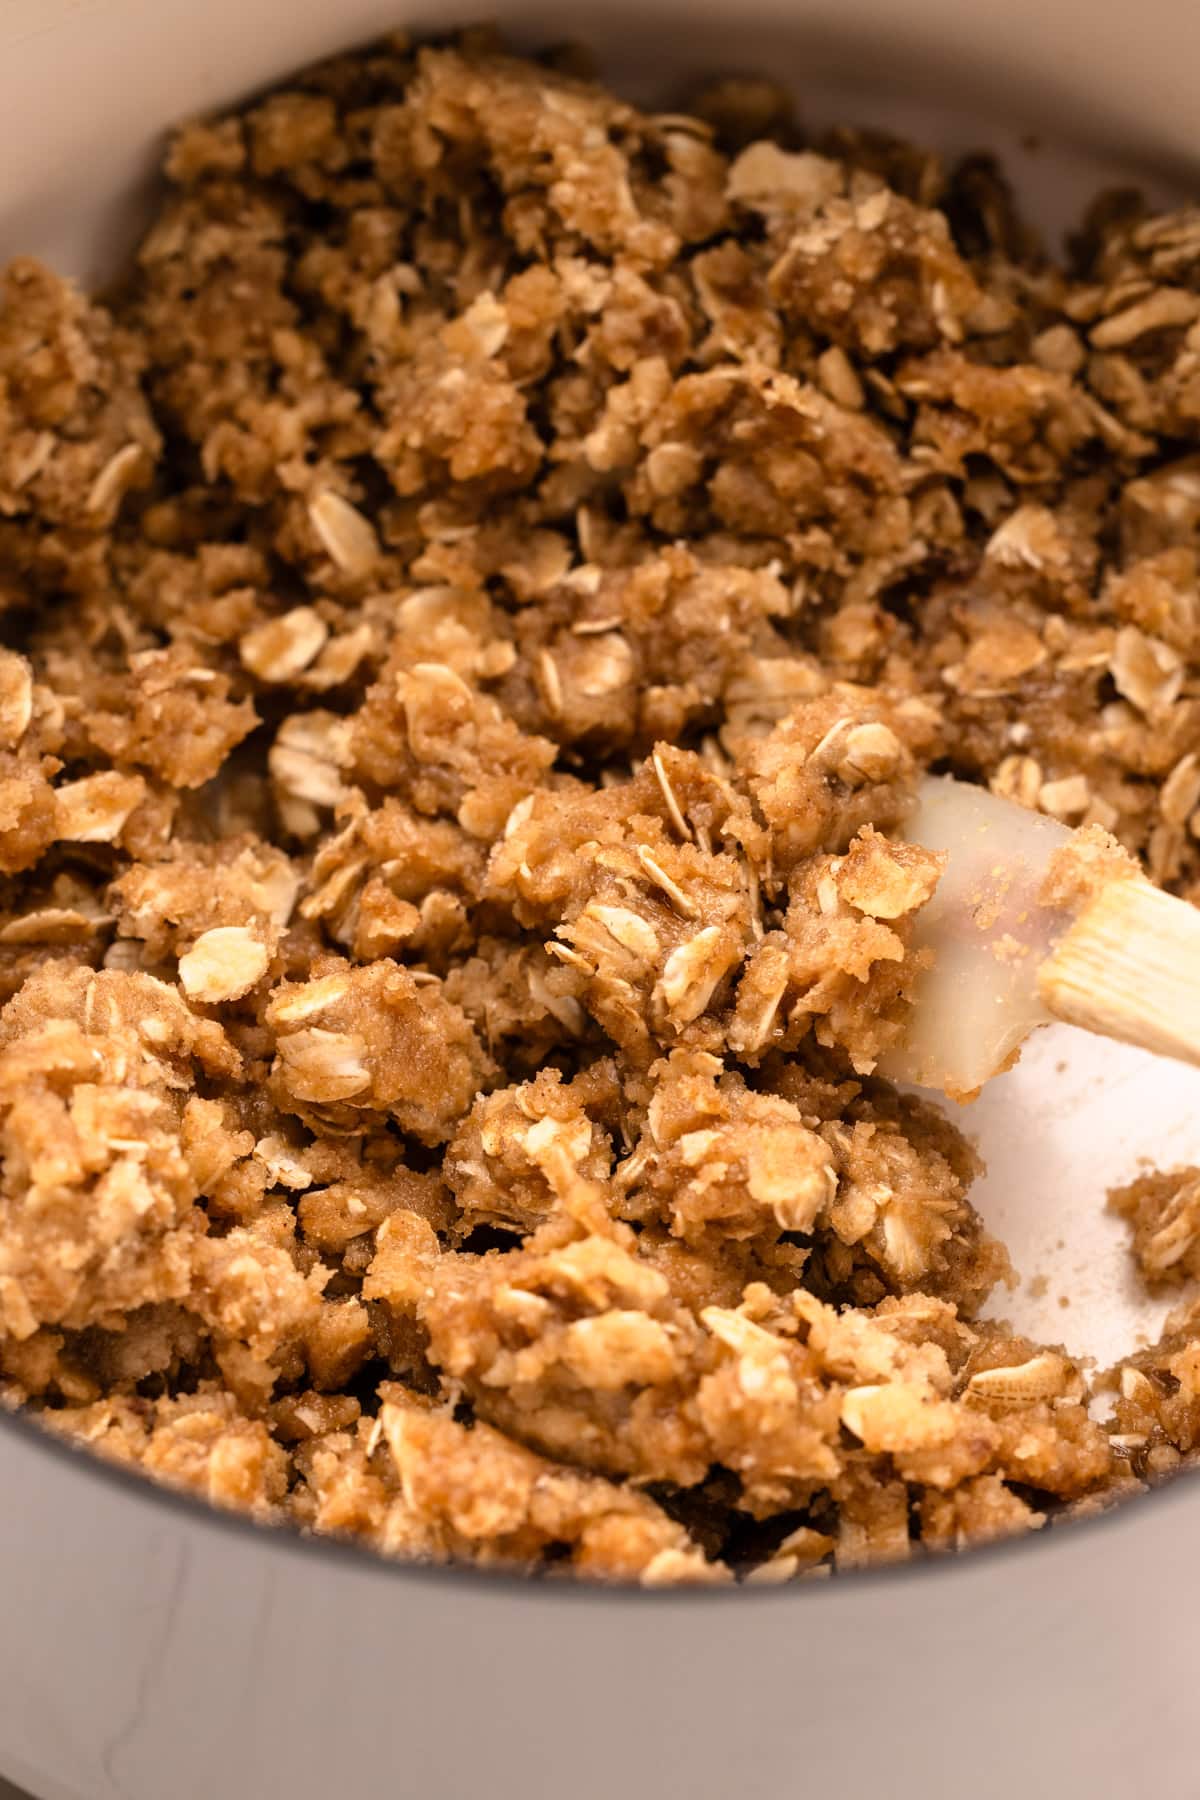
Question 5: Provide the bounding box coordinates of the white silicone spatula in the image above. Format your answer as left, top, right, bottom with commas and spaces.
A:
885, 775, 1200, 1098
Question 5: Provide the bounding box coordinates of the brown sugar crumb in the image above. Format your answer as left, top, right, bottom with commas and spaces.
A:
0, 28, 1198, 1583
1110, 1166, 1200, 1285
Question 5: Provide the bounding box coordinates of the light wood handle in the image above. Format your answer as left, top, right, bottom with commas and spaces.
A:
1038, 877, 1200, 1068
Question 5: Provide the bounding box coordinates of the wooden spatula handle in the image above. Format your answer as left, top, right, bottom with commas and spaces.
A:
1038, 877, 1200, 1068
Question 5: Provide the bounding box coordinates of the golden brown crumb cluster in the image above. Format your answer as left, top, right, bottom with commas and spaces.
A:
0, 31, 1196, 1581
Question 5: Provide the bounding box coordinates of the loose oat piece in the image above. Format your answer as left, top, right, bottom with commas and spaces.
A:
1, 28, 1199, 1584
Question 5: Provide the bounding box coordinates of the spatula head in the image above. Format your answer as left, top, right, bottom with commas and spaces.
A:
883, 775, 1072, 1098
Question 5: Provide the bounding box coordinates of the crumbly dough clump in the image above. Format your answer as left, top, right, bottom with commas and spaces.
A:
1, 30, 1198, 1582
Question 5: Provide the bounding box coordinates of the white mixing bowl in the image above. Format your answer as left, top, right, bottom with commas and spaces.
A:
2, 3, 1200, 1796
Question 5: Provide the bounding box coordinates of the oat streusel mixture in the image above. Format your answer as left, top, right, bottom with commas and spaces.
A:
2, 29, 1200, 1583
